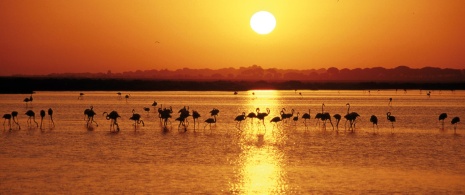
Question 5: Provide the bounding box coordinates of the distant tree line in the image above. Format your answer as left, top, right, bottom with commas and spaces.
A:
33, 65, 465, 83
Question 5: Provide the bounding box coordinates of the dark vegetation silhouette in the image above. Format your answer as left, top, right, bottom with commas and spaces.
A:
2, 65, 464, 93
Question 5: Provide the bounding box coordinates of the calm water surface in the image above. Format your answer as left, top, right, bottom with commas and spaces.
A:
1, 90, 464, 194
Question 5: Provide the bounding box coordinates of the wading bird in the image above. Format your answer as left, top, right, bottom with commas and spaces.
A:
301, 109, 311, 129
333, 114, 341, 131
47, 108, 55, 128
293, 112, 300, 126
23, 95, 33, 108
25, 110, 38, 128
192, 110, 201, 130
11, 111, 20, 130
234, 112, 246, 130
270, 116, 282, 129
125, 94, 130, 102
370, 115, 378, 133
39, 110, 46, 130
103, 111, 121, 132
204, 115, 217, 132
439, 113, 447, 130
256, 108, 270, 130
130, 109, 144, 130
3, 113, 12, 130
78, 93, 84, 100
451, 117, 460, 134
386, 112, 396, 133
344, 103, 360, 132
84, 106, 98, 128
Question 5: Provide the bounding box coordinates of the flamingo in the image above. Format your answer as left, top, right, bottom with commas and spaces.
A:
143, 107, 150, 115
451, 117, 460, 134
23, 95, 33, 108
125, 94, 130, 102
234, 112, 246, 130
159, 106, 173, 127
270, 116, 282, 129
25, 110, 38, 128
388, 98, 392, 106
301, 109, 311, 128
11, 111, 20, 129
3, 114, 12, 130
256, 108, 270, 130
333, 114, 341, 130
117, 92, 122, 99
281, 108, 294, 123
293, 112, 300, 126
84, 106, 98, 127
246, 110, 257, 125
78, 93, 84, 100
103, 111, 121, 132
316, 103, 333, 130
129, 109, 144, 130
39, 110, 46, 130
344, 103, 360, 132
370, 115, 378, 133
192, 110, 201, 130
210, 108, 220, 116
176, 106, 190, 130
47, 108, 55, 128
152, 101, 158, 109
386, 112, 396, 133
439, 113, 447, 130
204, 115, 216, 132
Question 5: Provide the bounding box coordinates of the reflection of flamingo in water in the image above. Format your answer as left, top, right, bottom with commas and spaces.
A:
130, 109, 144, 130
103, 111, 121, 132
25, 110, 38, 128
451, 117, 460, 134
439, 113, 447, 130
39, 110, 46, 130
48, 108, 55, 128
370, 115, 378, 133
12, 111, 20, 129
386, 112, 396, 133
23, 95, 33, 108
234, 112, 246, 130
84, 106, 98, 128
3, 113, 12, 130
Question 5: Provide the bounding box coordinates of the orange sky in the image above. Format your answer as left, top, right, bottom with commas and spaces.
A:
1, 0, 464, 76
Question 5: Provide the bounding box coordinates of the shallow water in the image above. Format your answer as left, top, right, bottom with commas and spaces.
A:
1, 90, 464, 194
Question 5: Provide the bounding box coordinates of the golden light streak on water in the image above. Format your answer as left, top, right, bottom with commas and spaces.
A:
232, 90, 289, 194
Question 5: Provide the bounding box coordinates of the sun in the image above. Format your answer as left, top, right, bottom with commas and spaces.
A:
250, 11, 276, 35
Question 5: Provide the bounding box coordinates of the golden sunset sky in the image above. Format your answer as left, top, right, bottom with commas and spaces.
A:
1, 0, 464, 75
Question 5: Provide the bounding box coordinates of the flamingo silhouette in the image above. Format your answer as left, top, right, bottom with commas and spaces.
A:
125, 94, 130, 102
388, 98, 392, 106
344, 103, 360, 132
152, 101, 158, 107
130, 109, 144, 130
176, 106, 190, 130
159, 106, 172, 127
47, 108, 55, 128
192, 110, 201, 130
246, 110, 257, 125
103, 111, 121, 132
301, 109, 311, 129
143, 107, 150, 115
39, 110, 46, 130
3, 114, 12, 130
210, 108, 220, 116
386, 112, 396, 133
234, 112, 246, 130
333, 114, 341, 130
256, 108, 270, 130
78, 93, 84, 100
84, 106, 98, 128
293, 112, 300, 126
23, 95, 33, 108
204, 115, 216, 132
280, 108, 294, 123
439, 113, 447, 130
316, 103, 333, 130
117, 92, 122, 99
270, 116, 282, 129
25, 110, 38, 128
370, 115, 378, 133
451, 117, 460, 134
11, 111, 20, 130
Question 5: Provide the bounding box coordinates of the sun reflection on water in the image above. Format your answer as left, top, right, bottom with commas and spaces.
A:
230, 90, 289, 194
